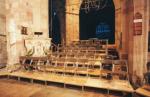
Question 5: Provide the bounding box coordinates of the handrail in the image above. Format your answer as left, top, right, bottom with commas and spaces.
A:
51, 42, 59, 52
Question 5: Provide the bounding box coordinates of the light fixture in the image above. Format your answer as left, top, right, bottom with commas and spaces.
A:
80, 0, 108, 13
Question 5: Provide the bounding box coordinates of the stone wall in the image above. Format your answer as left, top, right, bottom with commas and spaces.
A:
5, 0, 49, 65
132, 0, 150, 79
0, 0, 6, 35
0, 36, 7, 64
0, 0, 7, 65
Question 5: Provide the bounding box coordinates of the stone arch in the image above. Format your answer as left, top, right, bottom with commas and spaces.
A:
65, 0, 121, 44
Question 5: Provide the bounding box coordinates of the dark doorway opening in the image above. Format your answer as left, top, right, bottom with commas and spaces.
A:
49, 0, 61, 45
52, 12, 61, 45
79, 0, 115, 44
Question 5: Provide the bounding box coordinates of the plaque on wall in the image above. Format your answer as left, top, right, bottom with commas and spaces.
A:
134, 12, 142, 35
21, 26, 28, 35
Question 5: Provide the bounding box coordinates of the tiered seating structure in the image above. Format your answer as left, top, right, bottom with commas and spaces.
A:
20, 39, 129, 81
13, 39, 134, 96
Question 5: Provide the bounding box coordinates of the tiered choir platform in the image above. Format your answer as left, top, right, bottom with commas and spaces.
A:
1, 39, 134, 96
7, 71, 133, 93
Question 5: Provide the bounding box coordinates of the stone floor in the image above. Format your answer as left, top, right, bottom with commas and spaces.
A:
0, 79, 127, 97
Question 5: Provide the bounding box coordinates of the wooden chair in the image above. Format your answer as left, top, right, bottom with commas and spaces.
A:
65, 58, 77, 75
76, 58, 89, 76
54, 57, 66, 74
88, 59, 101, 77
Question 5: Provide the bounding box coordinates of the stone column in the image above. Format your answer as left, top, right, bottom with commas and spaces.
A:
123, 0, 134, 76
6, 1, 24, 65
114, 0, 122, 50
65, 0, 80, 44
132, 0, 149, 79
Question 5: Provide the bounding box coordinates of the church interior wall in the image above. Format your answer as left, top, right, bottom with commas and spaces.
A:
5, 0, 49, 65
0, 0, 7, 65
0, 0, 149, 83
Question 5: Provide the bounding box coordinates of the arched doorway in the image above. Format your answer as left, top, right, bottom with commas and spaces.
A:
79, 0, 115, 44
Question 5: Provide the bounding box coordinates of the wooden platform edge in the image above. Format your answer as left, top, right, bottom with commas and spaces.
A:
0, 72, 135, 94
